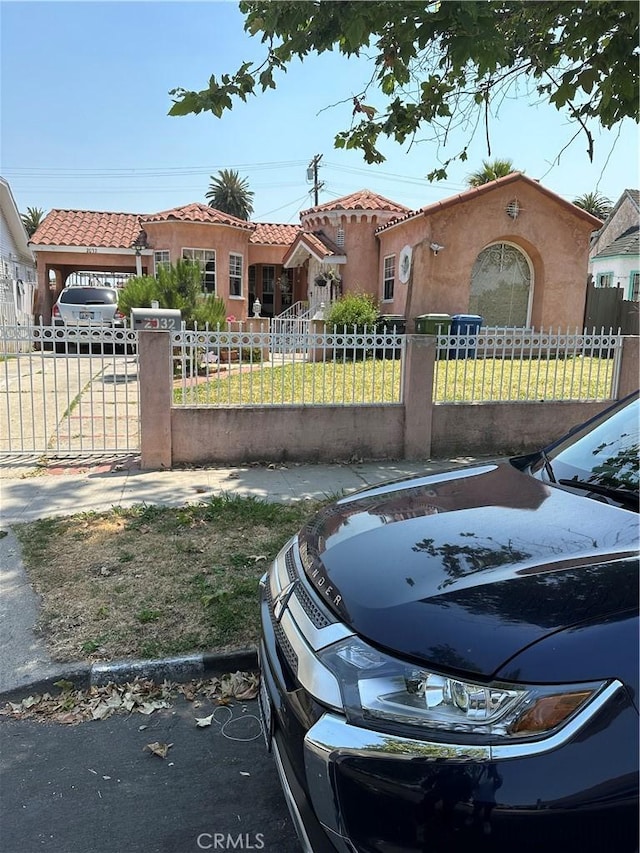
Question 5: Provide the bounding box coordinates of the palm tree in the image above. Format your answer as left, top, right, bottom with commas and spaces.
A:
21, 206, 46, 237
466, 159, 516, 187
205, 169, 254, 220
572, 191, 612, 220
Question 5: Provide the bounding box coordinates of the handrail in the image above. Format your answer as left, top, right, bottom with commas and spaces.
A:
275, 301, 310, 320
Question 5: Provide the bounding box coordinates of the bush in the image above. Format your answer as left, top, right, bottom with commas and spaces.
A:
118, 261, 227, 330
191, 294, 228, 330
117, 276, 161, 318
325, 292, 379, 332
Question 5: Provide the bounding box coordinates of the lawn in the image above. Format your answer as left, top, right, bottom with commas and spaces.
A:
172, 354, 615, 405
14, 496, 322, 663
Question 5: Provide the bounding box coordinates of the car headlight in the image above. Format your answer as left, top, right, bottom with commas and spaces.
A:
318, 637, 604, 740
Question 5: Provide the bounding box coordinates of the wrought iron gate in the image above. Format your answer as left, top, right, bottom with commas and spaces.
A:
0, 323, 140, 458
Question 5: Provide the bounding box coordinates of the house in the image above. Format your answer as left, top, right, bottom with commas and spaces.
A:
589, 189, 639, 301
0, 177, 37, 323
29, 173, 602, 328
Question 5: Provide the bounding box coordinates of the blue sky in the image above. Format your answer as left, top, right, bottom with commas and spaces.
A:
2, 1, 638, 223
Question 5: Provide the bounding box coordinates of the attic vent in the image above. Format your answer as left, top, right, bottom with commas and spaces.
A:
506, 199, 521, 219
336, 227, 345, 248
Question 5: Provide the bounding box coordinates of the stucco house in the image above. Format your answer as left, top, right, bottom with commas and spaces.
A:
589, 189, 639, 301
29, 173, 601, 329
0, 177, 37, 324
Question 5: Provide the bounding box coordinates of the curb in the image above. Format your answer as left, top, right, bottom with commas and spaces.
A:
0, 647, 258, 704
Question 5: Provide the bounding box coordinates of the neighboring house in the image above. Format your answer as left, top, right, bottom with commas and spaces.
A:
589, 189, 640, 301
0, 177, 36, 323
29, 173, 601, 328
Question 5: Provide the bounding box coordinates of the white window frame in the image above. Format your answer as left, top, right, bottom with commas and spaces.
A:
597, 272, 614, 288
383, 255, 395, 302
154, 250, 171, 275
229, 253, 243, 299
183, 247, 216, 293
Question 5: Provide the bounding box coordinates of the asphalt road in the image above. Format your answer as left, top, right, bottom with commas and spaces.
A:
1, 696, 301, 853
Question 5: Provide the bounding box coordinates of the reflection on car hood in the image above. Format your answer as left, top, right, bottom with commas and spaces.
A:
298, 463, 639, 677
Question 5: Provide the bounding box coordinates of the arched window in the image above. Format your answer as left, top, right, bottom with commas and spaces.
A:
469, 243, 532, 327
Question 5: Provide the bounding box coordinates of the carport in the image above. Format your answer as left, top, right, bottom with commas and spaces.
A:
29, 210, 153, 322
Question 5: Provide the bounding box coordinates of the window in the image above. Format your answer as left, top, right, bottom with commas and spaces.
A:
630, 272, 639, 301
336, 227, 345, 248
597, 272, 613, 288
154, 250, 170, 274
469, 242, 532, 327
229, 253, 243, 297
182, 248, 216, 293
383, 256, 395, 301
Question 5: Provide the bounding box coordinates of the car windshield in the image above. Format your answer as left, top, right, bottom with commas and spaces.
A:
545, 396, 639, 493
59, 288, 117, 304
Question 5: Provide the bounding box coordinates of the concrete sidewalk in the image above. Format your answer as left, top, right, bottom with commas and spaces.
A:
0, 454, 490, 698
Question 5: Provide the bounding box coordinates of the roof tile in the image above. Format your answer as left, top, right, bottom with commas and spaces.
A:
301, 189, 410, 216
250, 222, 301, 244
30, 209, 145, 248
141, 202, 254, 230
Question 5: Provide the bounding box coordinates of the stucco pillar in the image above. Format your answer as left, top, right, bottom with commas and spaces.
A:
308, 318, 327, 363
617, 336, 639, 399
403, 334, 436, 459
139, 331, 173, 469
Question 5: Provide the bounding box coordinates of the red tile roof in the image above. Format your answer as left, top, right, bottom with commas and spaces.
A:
282, 230, 344, 266
141, 202, 254, 230
30, 209, 146, 248
250, 222, 301, 245
301, 189, 410, 216
376, 173, 604, 232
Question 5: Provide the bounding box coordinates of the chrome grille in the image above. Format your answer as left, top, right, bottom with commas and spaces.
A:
285, 545, 331, 629
265, 578, 298, 674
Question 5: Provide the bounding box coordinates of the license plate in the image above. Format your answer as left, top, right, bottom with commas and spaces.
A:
258, 675, 273, 751
79, 311, 93, 320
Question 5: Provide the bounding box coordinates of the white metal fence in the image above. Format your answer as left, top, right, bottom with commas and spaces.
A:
0, 323, 140, 457
434, 327, 623, 402
171, 326, 405, 406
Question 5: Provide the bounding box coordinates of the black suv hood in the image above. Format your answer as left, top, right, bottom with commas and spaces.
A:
298, 463, 639, 678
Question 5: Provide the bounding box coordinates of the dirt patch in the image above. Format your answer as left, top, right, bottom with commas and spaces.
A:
15, 496, 320, 662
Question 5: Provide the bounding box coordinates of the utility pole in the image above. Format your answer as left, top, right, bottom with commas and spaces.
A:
307, 154, 324, 206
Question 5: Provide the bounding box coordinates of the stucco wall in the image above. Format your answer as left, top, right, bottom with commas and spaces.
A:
431, 400, 611, 457
144, 221, 250, 311
171, 406, 405, 464
379, 178, 595, 329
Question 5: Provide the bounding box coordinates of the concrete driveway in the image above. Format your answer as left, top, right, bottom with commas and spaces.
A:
0, 350, 139, 456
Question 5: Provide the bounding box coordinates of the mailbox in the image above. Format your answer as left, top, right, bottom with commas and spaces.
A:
130, 308, 181, 331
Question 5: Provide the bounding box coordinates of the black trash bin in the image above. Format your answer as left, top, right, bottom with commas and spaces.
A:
376, 315, 406, 358
449, 314, 483, 359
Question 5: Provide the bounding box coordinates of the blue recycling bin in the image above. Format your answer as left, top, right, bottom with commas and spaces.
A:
449, 314, 482, 358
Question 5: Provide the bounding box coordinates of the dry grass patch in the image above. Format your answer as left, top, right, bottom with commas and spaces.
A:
15, 496, 320, 663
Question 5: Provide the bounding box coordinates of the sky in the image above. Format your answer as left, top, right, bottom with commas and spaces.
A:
2, 1, 638, 224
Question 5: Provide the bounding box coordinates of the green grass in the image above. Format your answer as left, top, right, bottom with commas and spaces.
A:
173, 355, 615, 405
174, 357, 402, 405
433, 355, 615, 402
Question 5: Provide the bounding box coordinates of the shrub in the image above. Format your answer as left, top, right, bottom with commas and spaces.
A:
117, 276, 161, 318
325, 292, 380, 332
191, 294, 228, 330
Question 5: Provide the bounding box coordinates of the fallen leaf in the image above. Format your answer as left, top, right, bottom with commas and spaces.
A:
195, 713, 214, 728
145, 742, 173, 759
